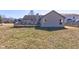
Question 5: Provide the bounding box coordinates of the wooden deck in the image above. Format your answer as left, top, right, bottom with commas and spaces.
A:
14, 24, 39, 27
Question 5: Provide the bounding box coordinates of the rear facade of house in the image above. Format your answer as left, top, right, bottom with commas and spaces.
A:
40, 11, 65, 27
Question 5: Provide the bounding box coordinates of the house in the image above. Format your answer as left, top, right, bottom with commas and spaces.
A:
62, 14, 79, 26
22, 15, 36, 25
2, 17, 14, 23
14, 10, 65, 27
63, 14, 79, 23
40, 10, 65, 27
14, 14, 43, 26
22, 14, 43, 25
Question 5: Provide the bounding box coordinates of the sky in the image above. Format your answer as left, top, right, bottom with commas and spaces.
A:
0, 10, 79, 18
0, 0, 79, 10
0, 10, 50, 18
0, 0, 79, 18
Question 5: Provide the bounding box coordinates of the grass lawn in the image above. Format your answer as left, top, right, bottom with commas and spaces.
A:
0, 24, 79, 49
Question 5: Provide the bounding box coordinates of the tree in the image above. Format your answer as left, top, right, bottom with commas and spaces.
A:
0, 15, 2, 25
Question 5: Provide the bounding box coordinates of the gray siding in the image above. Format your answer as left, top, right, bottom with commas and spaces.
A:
40, 11, 64, 27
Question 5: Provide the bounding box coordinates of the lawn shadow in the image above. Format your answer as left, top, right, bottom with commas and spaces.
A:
12, 25, 67, 31
35, 26, 67, 31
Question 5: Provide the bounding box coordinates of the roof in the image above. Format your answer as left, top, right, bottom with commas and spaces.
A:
23, 15, 36, 20
23, 15, 44, 20
41, 10, 65, 19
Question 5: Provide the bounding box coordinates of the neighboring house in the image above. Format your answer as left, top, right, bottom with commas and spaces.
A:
14, 14, 43, 26
22, 14, 42, 25
14, 10, 65, 27
63, 14, 79, 26
63, 14, 79, 23
2, 18, 14, 23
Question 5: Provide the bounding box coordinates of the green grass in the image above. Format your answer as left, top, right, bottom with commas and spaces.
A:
0, 24, 79, 49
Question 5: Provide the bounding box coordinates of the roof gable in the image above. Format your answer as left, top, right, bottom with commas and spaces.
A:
41, 10, 65, 19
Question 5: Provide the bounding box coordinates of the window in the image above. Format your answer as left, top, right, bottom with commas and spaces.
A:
43, 19, 47, 23
45, 19, 47, 22
59, 19, 63, 25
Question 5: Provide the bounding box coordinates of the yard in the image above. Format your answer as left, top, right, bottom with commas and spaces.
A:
0, 23, 79, 49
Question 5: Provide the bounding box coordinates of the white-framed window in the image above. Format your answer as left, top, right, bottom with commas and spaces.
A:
59, 19, 63, 25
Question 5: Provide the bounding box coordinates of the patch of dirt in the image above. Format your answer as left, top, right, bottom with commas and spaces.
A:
0, 23, 13, 27
65, 26, 79, 30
